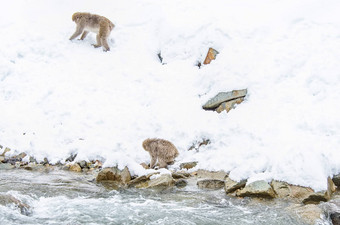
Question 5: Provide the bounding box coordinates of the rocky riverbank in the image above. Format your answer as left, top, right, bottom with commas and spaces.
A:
1, 147, 340, 224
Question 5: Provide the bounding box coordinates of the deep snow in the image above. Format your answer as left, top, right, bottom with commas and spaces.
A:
1, 0, 340, 191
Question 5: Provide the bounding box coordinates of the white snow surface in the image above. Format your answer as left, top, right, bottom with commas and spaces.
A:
1, 0, 340, 191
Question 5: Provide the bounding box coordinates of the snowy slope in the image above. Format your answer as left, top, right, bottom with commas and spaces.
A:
1, 0, 340, 191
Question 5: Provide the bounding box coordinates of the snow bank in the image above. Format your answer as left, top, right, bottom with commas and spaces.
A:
1, 0, 340, 191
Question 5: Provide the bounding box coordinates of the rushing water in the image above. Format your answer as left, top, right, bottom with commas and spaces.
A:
0, 169, 331, 225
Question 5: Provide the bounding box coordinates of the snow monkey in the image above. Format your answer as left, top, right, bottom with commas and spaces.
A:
142, 138, 179, 169
69, 12, 115, 51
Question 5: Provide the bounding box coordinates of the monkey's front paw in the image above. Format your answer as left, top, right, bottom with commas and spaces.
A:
92, 44, 101, 48
103, 48, 110, 52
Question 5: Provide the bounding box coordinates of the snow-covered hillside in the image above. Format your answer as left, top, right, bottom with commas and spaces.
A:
1, 0, 340, 191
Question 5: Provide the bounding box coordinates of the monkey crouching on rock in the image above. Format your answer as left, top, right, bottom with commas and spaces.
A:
142, 138, 179, 169
69, 12, 115, 51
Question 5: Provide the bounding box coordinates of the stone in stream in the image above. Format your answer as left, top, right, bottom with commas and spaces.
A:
237, 180, 275, 199
224, 177, 247, 194
96, 167, 131, 184
331, 212, 340, 225
197, 179, 225, 189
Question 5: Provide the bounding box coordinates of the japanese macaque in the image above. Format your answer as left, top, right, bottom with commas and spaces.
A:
69, 12, 115, 51
142, 138, 179, 169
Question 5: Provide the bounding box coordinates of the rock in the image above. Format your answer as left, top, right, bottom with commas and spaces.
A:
69, 163, 82, 172
65, 153, 77, 162
202, 89, 248, 110
197, 169, 228, 180
175, 179, 188, 188
215, 97, 245, 113
197, 179, 225, 189
330, 212, 340, 225
271, 180, 291, 198
0, 147, 10, 157
13, 152, 27, 161
203, 47, 219, 65
29, 156, 37, 164
43, 157, 49, 165
327, 176, 336, 199
128, 173, 156, 188
287, 204, 322, 225
188, 138, 211, 151
225, 177, 247, 194
23, 163, 46, 171
172, 171, 190, 179
135, 174, 174, 189
333, 174, 340, 187
0, 163, 15, 170
0, 156, 4, 162
289, 185, 314, 200
96, 167, 131, 184
0, 194, 31, 216
180, 162, 197, 170
78, 160, 88, 169
302, 192, 329, 205
237, 180, 276, 199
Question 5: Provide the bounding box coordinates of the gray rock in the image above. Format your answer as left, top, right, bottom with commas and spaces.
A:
302, 192, 329, 205
78, 160, 88, 169
271, 180, 291, 198
333, 174, 340, 187
331, 212, 340, 225
197, 179, 225, 189
0, 163, 15, 170
225, 177, 247, 194
202, 89, 247, 110
172, 171, 190, 179
0, 194, 31, 216
135, 174, 175, 189
287, 204, 322, 225
175, 179, 188, 188
197, 169, 228, 180
237, 180, 275, 199
179, 162, 197, 170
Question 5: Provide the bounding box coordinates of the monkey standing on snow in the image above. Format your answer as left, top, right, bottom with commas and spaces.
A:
142, 138, 179, 169
69, 12, 115, 51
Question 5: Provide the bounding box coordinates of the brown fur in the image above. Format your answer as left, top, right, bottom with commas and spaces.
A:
142, 138, 179, 169
69, 12, 115, 51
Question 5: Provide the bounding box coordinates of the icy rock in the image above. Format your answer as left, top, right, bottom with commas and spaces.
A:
237, 180, 276, 199
77, 160, 88, 169
96, 167, 131, 184
224, 177, 247, 194
188, 138, 210, 151
203, 47, 219, 65
197, 179, 225, 189
202, 89, 247, 110
179, 162, 197, 170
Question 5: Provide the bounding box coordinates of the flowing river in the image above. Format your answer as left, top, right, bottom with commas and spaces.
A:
0, 169, 333, 225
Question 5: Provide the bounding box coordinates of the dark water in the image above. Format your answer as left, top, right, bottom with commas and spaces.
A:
0, 169, 330, 225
